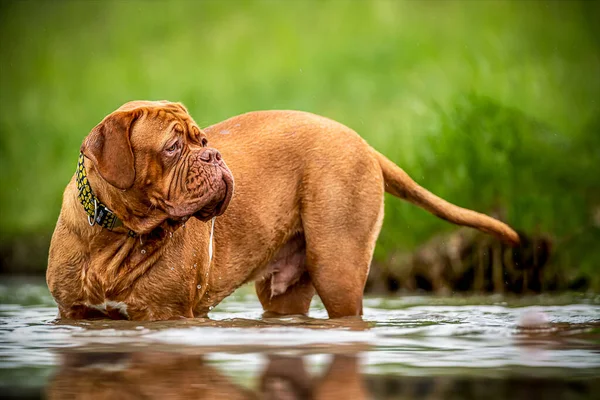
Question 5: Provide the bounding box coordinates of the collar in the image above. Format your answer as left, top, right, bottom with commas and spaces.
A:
76, 153, 136, 237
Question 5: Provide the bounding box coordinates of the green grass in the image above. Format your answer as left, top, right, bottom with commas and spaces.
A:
1, 0, 599, 281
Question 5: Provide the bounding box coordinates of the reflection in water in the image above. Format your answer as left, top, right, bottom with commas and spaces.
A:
45, 350, 600, 400
47, 352, 253, 399
47, 351, 367, 400
260, 354, 367, 400
2, 281, 600, 399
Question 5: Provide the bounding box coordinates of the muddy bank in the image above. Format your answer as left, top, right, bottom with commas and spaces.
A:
366, 228, 591, 295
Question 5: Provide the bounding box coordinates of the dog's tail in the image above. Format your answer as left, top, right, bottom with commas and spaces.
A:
373, 150, 520, 246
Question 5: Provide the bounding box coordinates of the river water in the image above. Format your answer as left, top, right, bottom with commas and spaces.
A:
1, 277, 599, 399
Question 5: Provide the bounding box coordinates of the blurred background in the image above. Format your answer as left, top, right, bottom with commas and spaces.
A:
2, 2, 600, 398
1, 0, 599, 292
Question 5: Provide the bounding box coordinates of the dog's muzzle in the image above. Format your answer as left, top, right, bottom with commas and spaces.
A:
186, 148, 233, 220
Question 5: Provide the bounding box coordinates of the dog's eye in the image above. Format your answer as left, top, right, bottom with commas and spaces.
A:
165, 142, 179, 153
201, 138, 208, 147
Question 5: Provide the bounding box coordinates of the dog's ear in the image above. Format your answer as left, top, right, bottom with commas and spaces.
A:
81, 110, 139, 190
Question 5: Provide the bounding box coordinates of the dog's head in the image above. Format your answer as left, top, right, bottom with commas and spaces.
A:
81, 100, 233, 233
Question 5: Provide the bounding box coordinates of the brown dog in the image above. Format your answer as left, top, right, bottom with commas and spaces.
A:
47, 100, 519, 320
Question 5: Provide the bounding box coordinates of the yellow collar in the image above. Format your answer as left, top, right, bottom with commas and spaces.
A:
76, 153, 135, 237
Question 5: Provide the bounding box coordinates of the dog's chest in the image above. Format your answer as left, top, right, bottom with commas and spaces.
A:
85, 300, 130, 319
79, 251, 200, 320
80, 278, 196, 320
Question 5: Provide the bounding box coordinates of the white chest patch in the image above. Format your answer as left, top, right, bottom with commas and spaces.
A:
87, 300, 129, 318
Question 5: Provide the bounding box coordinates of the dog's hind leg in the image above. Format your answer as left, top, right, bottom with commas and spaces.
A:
303, 232, 379, 318
301, 175, 385, 318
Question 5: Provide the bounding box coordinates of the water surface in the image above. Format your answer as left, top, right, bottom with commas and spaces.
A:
1, 277, 599, 399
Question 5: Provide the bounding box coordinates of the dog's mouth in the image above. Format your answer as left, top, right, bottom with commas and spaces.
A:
164, 164, 234, 223
193, 169, 234, 221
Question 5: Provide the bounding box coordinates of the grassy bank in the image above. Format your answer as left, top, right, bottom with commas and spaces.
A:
1, 1, 599, 285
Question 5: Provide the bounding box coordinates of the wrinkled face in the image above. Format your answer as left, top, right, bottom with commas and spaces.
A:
127, 102, 233, 221
82, 100, 233, 230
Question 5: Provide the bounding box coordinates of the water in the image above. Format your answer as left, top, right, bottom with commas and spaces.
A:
1, 277, 599, 399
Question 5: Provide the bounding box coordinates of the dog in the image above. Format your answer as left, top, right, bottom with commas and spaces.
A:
47, 100, 519, 320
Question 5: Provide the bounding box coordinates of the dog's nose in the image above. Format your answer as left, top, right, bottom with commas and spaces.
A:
199, 148, 222, 164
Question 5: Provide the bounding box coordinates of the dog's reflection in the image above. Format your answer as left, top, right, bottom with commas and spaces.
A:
47, 351, 367, 400
47, 351, 255, 400
260, 354, 367, 400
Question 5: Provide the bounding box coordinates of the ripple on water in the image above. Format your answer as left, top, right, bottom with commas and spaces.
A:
1, 280, 600, 396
